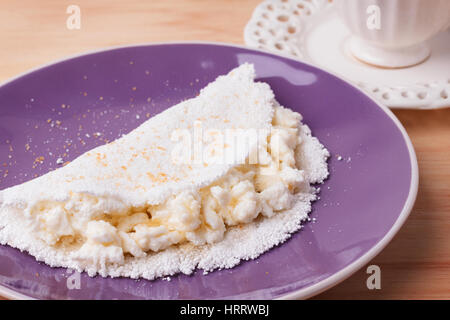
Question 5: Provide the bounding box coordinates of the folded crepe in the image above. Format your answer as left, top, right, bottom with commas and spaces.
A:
0, 64, 329, 279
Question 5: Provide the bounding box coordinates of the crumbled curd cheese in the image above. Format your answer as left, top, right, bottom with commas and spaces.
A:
23, 106, 307, 269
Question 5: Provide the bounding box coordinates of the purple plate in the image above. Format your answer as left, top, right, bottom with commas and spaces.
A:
0, 43, 418, 300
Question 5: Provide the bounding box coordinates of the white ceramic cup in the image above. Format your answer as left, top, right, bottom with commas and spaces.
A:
338, 0, 450, 68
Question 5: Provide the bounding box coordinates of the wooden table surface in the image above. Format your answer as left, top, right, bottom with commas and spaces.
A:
0, 0, 449, 300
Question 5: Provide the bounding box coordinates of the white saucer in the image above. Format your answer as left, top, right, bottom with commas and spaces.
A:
244, 0, 450, 109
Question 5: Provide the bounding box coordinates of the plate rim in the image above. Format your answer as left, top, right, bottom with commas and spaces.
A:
0, 41, 419, 300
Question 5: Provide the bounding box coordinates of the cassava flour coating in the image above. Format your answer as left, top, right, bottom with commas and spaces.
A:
0, 64, 329, 279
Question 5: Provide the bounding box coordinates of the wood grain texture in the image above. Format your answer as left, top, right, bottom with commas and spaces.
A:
0, 0, 449, 300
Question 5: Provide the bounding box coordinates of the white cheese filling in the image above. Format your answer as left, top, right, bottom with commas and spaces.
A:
25, 106, 306, 269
